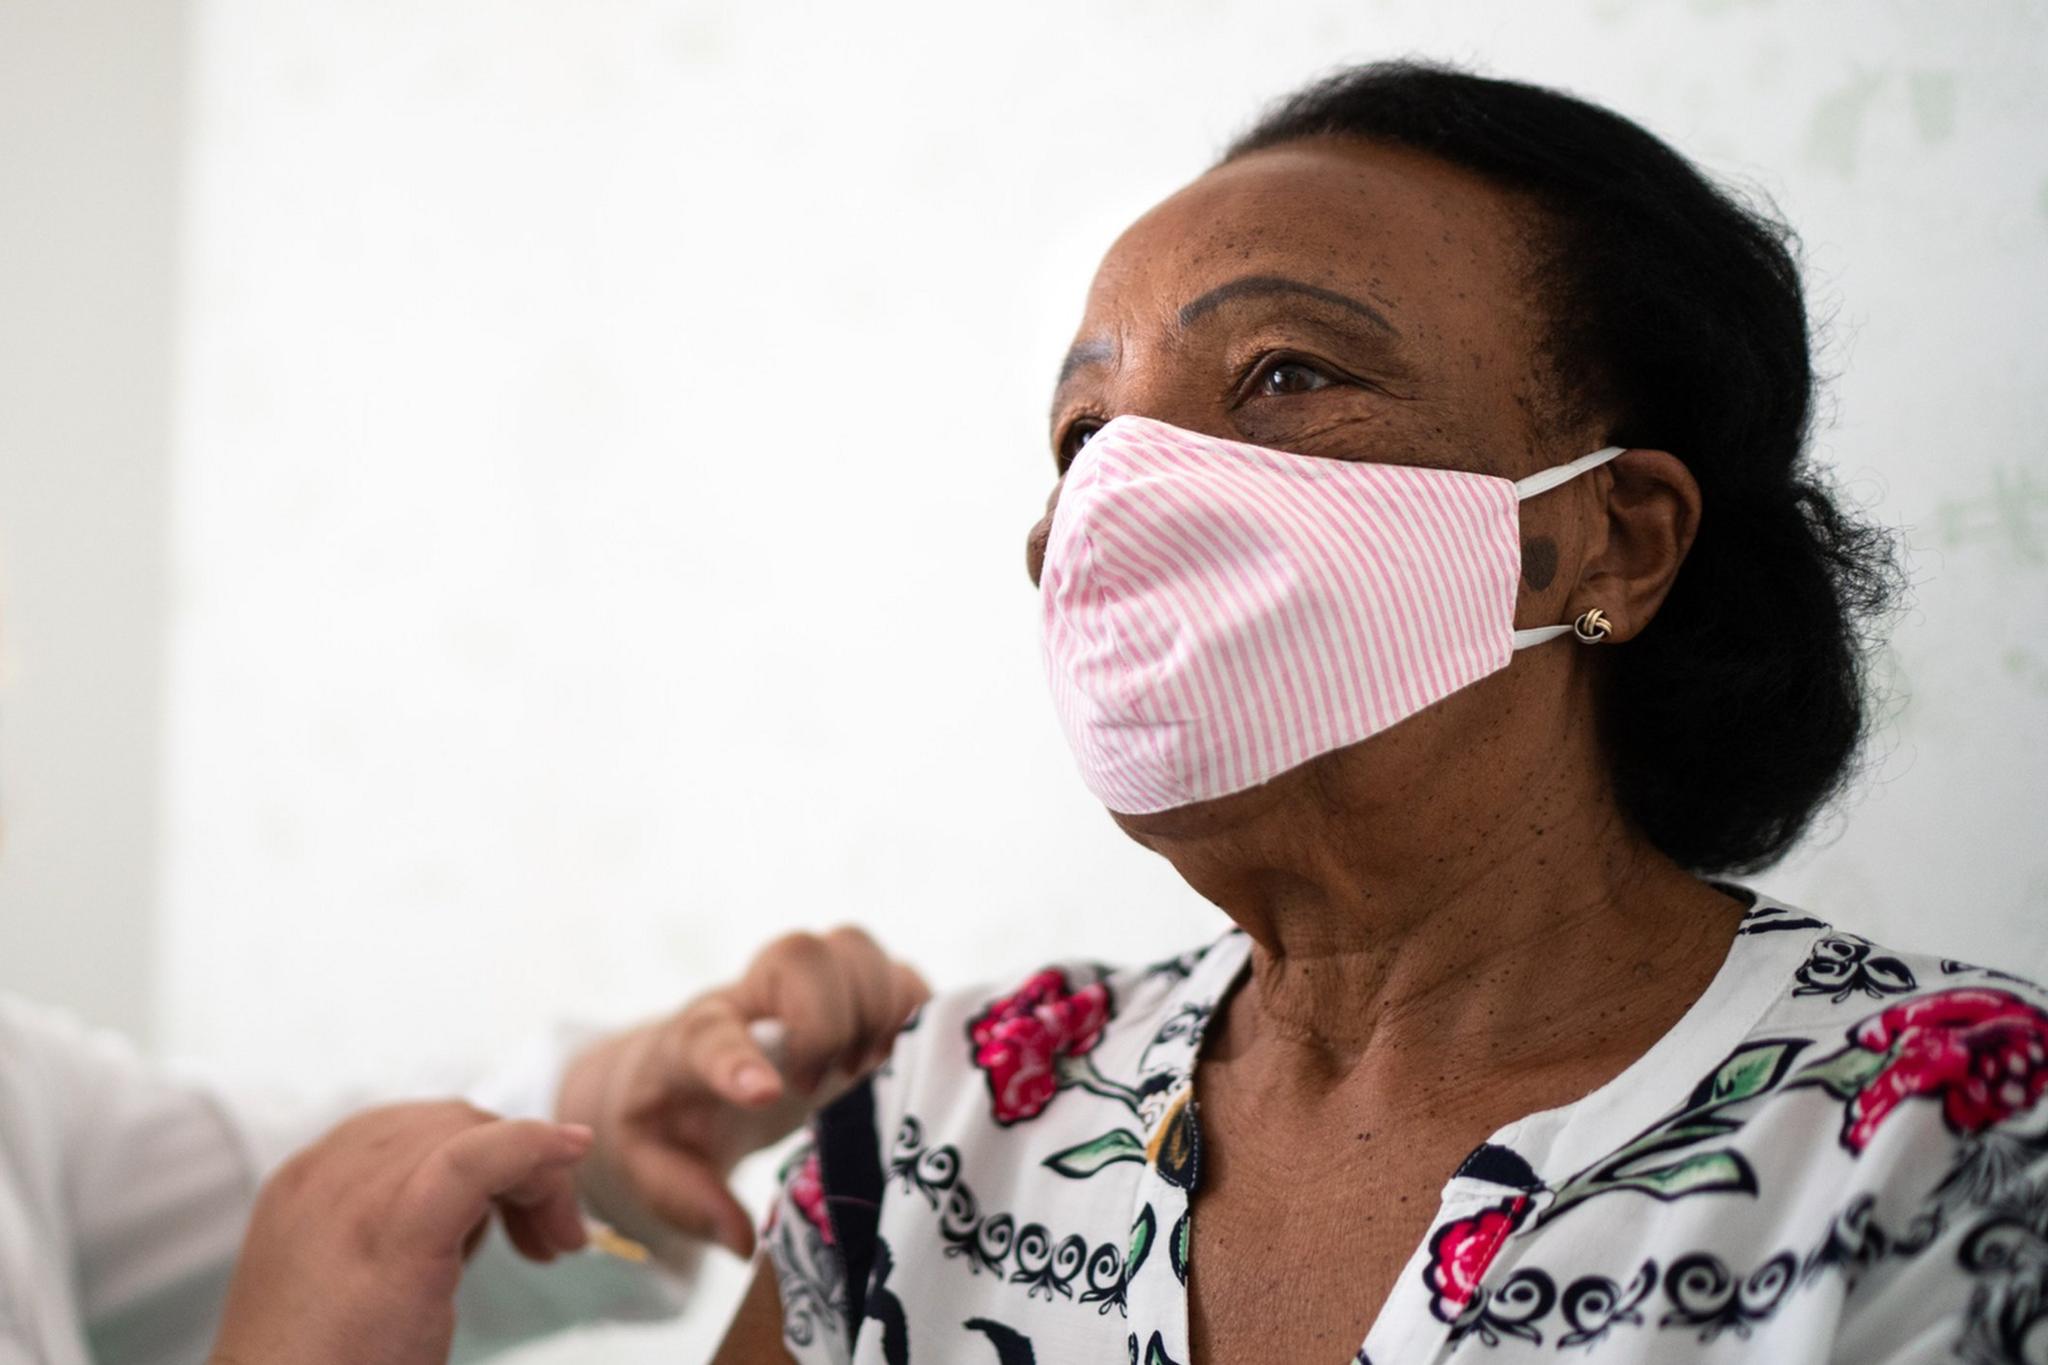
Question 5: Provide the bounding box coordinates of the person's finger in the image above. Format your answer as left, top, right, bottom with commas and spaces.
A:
749, 934, 857, 1094
890, 959, 934, 1017
498, 1205, 559, 1263
656, 995, 784, 1108
620, 1140, 758, 1259
497, 1199, 583, 1263
876, 961, 932, 1062
393, 1118, 593, 1257
853, 961, 932, 1070
821, 925, 897, 1073
496, 1160, 590, 1257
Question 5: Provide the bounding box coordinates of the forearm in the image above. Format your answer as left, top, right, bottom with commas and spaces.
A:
711, 1259, 805, 1365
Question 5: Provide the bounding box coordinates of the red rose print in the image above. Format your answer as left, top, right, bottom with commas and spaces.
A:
1842, 988, 2048, 1152
968, 968, 1112, 1125
786, 1148, 835, 1245
1424, 1195, 1531, 1322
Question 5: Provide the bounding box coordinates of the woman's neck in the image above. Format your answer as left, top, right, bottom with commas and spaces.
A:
1126, 752, 1748, 1098
1232, 855, 1738, 1083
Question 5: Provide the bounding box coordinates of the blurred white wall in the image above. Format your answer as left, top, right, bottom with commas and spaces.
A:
3, 0, 2046, 1359
0, 0, 188, 1043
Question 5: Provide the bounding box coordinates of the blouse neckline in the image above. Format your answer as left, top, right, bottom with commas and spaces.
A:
1142, 901, 1822, 1191
1117, 899, 1827, 1363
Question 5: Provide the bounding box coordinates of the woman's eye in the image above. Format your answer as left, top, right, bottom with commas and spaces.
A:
1057, 421, 1101, 468
1258, 360, 1333, 396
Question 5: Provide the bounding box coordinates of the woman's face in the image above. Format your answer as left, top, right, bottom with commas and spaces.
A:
1026, 137, 1631, 847
1027, 135, 1586, 585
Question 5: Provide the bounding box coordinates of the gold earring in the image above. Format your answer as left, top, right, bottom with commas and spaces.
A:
1572, 608, 1613, 643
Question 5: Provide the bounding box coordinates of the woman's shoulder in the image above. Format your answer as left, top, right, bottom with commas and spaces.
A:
1738, 900, 2045, 998
1721, 907, 2048, 1149
1412, 909, 2048, 1360
1584, 914, 2048, 1359
1742, 909, 2048, 1044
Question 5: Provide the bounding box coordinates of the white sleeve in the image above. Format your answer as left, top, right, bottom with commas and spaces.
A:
2, 997, 690, 1365
7, 994, 266, 1365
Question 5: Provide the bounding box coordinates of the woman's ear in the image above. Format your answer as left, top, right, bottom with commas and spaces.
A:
1569, 449, 1701, 643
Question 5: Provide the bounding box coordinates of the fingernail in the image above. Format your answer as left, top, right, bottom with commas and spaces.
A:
559, 1123, 595, 1146
734, 1063, 777, 1096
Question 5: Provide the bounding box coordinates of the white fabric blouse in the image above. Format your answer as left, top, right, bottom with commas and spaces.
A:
0, 995, 684, 1365
763, 897, 2048, 1364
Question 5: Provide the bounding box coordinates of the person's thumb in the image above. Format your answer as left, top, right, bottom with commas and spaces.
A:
393, 1118, 594, 1258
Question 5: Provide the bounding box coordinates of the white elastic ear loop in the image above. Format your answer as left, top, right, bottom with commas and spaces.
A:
1511, 624, 1573, 650
1513, 445, 1626, 501
1510, 446, 1627, 650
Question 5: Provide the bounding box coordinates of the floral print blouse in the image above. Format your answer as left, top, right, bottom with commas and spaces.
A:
761, 898, 2048, 1363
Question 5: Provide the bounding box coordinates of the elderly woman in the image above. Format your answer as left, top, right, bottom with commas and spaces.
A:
715, 63, 2046, 1364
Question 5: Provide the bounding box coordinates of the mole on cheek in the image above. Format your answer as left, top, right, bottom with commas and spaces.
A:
1521, 536, 1559, 590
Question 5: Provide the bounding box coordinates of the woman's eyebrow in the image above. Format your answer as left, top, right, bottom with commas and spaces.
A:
1049, 337, 1117, 424
1049, 277, 1404, 418
1056, 338, 1116, 388
1177, 275, 1400, 336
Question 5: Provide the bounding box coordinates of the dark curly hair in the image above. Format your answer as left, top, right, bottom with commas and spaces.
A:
1226, 61, 1901, 874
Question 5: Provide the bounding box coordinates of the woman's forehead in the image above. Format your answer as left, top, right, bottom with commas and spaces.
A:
1080, 139, 1536, 338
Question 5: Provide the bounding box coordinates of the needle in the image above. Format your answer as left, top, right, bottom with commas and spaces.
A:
584, 1220, 650, 1262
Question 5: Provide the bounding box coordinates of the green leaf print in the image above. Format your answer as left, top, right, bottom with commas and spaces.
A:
1542, 1037, 1813, 1227
1788, 1044, 1890, 1099
1169, 1209, 1191, 1285
1057, 1052, 1146, 1112
1043, 1128, 1147, 1178
1127, 1203, 1156, 1278
1586, 1149, 1755, 1201
1701, 1039, 1806, 1104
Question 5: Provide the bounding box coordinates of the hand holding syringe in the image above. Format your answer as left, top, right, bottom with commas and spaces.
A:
557, 929, 929, 1267
582, 1017, 864, 1262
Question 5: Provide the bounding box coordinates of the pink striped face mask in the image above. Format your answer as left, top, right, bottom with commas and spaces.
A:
1039, 415, 1625, 814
